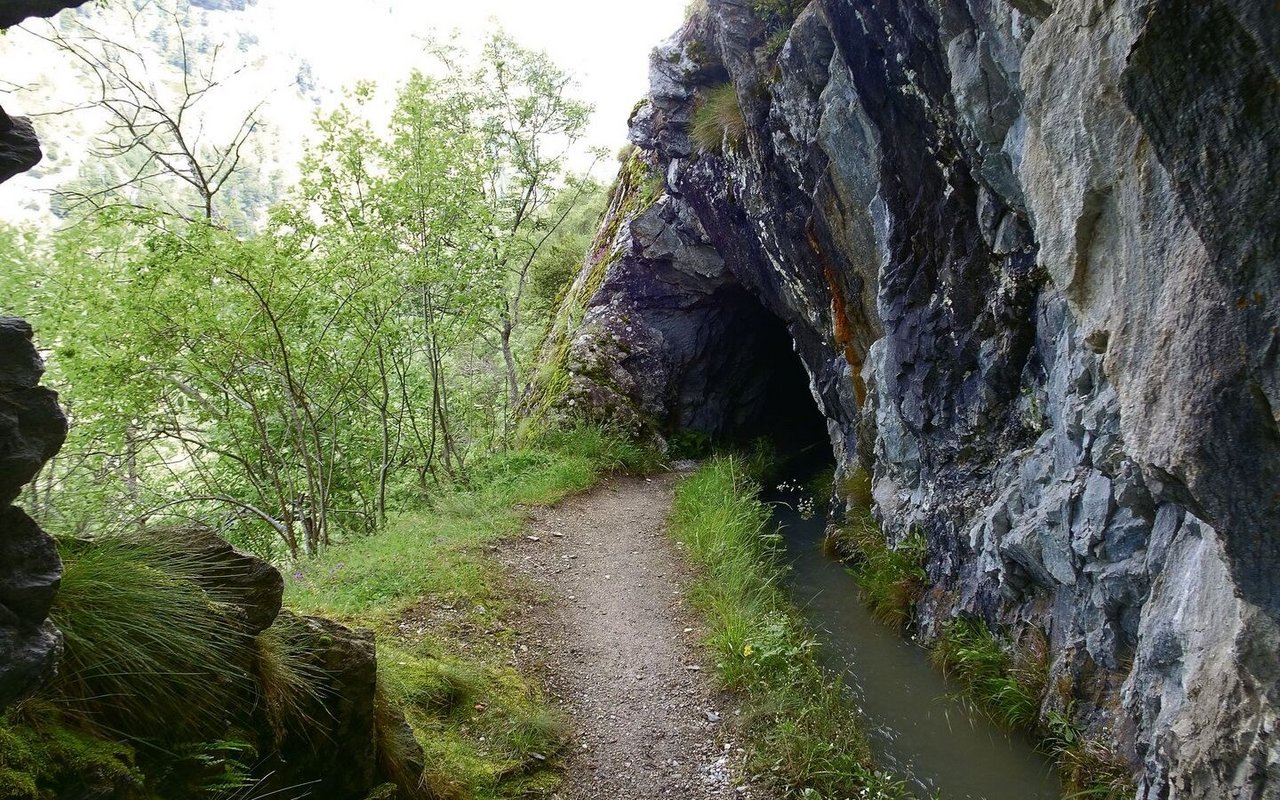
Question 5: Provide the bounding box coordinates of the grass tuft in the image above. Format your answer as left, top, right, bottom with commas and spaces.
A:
49, 535, 252, 740
930, 617, 1046, 731
671, 457, 909, 798
691, 84, 747, 154
254, 614, 330, 747
824, 473, 927, 630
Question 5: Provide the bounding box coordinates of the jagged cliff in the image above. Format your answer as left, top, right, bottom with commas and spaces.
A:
542, 0, 1279, 796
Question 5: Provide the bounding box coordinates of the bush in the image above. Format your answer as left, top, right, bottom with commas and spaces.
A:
690, 83, 747, 154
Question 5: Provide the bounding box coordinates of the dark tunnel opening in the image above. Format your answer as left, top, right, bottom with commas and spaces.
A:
669, 285, 831, 465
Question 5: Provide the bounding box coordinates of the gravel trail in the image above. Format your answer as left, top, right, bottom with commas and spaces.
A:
501, 473, 768, 800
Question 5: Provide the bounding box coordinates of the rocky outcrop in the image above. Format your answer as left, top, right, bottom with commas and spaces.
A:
546, 1, 1279, 796
0, 318, 67, 709
0, 0, 94, 717
177, 526, 284, 635
0, 108, 43, 185
257, 611, 423, 800
0, 0, 90, 30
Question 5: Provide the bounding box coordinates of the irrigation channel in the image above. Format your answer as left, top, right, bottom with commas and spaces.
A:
767, 472, 1064, 800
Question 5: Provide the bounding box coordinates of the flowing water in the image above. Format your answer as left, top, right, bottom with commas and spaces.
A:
769, 487, 1063, 800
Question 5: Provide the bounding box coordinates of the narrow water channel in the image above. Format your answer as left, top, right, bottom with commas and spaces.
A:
768, 487, 1063, 800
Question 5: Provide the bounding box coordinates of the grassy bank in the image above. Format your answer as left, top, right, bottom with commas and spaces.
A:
1, 427, 652, 800
285, 427, 654, 799
669, 457, 910, 799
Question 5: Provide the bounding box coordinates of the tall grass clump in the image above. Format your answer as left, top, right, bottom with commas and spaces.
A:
253, 613, 329, 747
930, 617, 1046, 731
824, 468, 927, 629
671, 457, 910, 798
931, 618, 1134, 796
691, 83, 747, 154
826, 517, 927, 629
49, 535, 251, 739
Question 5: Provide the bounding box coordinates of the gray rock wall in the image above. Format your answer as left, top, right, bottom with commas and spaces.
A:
548, 0, 1279, 796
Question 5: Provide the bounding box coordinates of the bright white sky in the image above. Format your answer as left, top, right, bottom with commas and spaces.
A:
0, 0, 690, 222
262, 0, 689, 160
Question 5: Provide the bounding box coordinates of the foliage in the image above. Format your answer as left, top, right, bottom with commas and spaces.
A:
691, 83, 747, 154
2, 28, 603, 560
1043, 707, 1136, 800
930, 617, 1046, 731
670, 457, 911, 798
49, 534, 252, 739
825, 514, 928, 629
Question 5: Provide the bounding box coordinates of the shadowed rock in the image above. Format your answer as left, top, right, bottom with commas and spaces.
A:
0, 0, 91, 30
0, 319, 67, 709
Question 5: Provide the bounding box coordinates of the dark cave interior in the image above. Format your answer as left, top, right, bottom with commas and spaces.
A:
669, 285, 830, 462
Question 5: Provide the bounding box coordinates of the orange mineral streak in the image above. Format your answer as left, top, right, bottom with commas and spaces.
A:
806, 223, 868, 407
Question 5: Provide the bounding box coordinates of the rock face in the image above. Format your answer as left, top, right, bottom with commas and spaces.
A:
0, 0, 91, 30
546, 1, 1279, 796
0, 0, 94, 717
0, 108, 43, 185
0, 318, 67, 709
258, 612, 423, 800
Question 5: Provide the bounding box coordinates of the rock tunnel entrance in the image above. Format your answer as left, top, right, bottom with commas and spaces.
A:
670, 284, 830, 462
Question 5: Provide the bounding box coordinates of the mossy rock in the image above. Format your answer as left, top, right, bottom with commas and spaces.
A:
0, 708, 142, 800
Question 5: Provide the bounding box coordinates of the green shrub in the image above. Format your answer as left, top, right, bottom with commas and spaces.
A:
691, 84, 747, 154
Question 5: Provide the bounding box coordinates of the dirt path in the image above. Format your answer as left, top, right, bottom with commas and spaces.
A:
501, 473, 767, 800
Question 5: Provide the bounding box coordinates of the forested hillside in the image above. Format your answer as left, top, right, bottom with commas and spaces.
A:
2, 0, 608, 560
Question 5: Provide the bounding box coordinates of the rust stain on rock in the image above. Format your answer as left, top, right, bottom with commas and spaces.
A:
806, 221, 867, 407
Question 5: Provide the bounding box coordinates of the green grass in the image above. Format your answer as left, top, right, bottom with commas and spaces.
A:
286, 426, 651, 799
691, 84, 747, 154
824, 512, 927, 630
1043, 706, 1136, 800
287, 427, 655, 622
930, 618, 1133, 798
670, 456, 910, 798
1, 426, 648, 800
930, 617, 1046, 731
48, 535, 252, 740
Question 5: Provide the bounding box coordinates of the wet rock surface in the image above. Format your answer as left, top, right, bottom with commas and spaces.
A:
547, 1, 1280, 796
